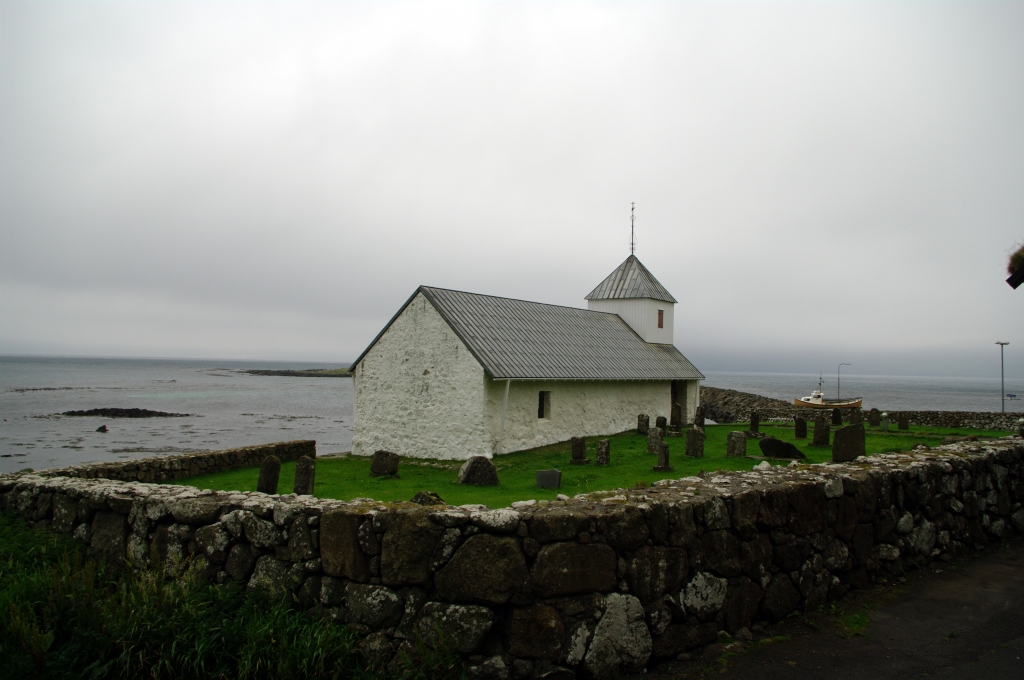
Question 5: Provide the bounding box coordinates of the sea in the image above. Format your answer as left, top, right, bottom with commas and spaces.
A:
0, 355, 1020, 474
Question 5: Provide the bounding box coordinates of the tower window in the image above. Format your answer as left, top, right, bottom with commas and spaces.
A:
538, 391, 551, 419
658, 310, 664, 328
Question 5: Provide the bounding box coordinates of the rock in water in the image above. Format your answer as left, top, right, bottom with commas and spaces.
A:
570, 436, 589, 465
868, 408, 881, 427
749, 410, 760, 434
758, 438, 806, 460
812, 414, 830, 446
637, 414, 650, 435
897, 413, 910, 430
655, 416, 667, 431
831, 408, 843, 426
726, 431, 746, 457
793, 416, 807, 439
410, 491, 445, 505
256, 455, 281, 494
595, 439, 610, 465
685, 427, 704, 458
370, 450, 399, 477
459, 456, 499, 486
293, 455, 315, 495
95, 425, 108, 433
832, 424, 865, 462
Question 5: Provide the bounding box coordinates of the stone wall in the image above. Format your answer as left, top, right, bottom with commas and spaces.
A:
3, 437, 1023, 679
37, 440, 315, 483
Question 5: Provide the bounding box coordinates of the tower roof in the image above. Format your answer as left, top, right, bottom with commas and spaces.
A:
584, 255, 677, 303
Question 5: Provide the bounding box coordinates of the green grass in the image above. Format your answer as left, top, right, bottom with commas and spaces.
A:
0, 514, 460, 680
178, 423, 1011, 508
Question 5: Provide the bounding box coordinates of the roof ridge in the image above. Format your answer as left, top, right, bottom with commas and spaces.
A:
584, 255, 677, 303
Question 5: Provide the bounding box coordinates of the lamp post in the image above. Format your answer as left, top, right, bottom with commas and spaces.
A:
996, 342, 1009, 413
838, 363, 851, 400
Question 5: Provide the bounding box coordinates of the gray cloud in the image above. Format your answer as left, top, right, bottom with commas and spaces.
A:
1, 2, 1021, 378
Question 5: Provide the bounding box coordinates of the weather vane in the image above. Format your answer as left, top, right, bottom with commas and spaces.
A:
630, 202, 636, 255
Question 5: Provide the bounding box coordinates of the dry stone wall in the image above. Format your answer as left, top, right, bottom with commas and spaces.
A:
3, 437, 1024, 680
36, 440, 315, 483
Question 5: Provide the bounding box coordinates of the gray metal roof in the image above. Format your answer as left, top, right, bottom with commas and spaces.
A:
585, 255, 678, 303
352, 286, 704, 381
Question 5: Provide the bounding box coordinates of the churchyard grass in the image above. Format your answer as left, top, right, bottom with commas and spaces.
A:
178, 423, 1012, 508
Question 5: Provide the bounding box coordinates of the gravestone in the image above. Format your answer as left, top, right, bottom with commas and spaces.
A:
638, 414, 650, 435
880, 413, 890, 431
536, 470, 561, 489
685, 427, 705, 458
850, 409, 863, 425
897, 413, 910, 430
794, 416, 807, 439
458, 456, 499, 486
655, 416, 668, 431
256, 455, 281, 494
410, 491, 444, 505
1018, 418, 1024, 438
749, 410, 760, 434
293, 455, 316, 495
694, 404, 706, 428
726, 431, 747, 457
868, 408, 881, 427
570, 436, 589, 465
812, 414, 830, 446
832, 424, 866, 462
654, 442, 673, 472
370, 450, 399, 477
595, 439, 610, 466
759, 437, 806, 460
831, 408, 843, 426
647, 427, 664, 455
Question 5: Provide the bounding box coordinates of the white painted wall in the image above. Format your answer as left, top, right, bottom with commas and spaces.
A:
352, 292, 491, 460
587, 298, 674, 344
484, 378, 673, 454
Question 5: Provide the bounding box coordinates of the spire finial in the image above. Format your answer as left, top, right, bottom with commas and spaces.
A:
630, 202, 636, 255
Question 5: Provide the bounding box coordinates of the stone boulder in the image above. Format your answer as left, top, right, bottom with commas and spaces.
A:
458, 457, 499, 486
832, 423, 866, 463
435, 534, 528, 605
417, 602, 494, 654
625, 546, 688, 605
344, 583, 404, 628
507, 604, 565, 660
760, 573, 801, 621
531, 542, 617, 597
411, 491, 444, 506
581, 593, 652, 679
381, 508, 445, 586
370, 450, 399, 477
90, 511, 126, 568
320, 509, 370, 582
681, 571, 728, 620
247, 555, 299, 598
758, 437, 806, 460
194, 523, 231, 564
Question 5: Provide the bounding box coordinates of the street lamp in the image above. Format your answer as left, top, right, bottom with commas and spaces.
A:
838, 363, 851, 400
996, 342, 1009, 413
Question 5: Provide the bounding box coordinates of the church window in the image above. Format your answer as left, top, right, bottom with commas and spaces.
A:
658, 310, 664, 328
538, 391, 551, 419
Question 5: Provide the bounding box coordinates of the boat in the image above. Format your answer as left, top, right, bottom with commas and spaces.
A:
794, 376, 862, 409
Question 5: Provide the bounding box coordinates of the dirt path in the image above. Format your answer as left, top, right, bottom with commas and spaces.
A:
650, 539, 1024, 679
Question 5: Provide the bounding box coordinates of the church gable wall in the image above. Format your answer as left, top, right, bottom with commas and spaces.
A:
353, 292, 489, 459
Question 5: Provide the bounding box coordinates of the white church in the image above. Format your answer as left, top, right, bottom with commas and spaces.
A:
349, 255, 703, 459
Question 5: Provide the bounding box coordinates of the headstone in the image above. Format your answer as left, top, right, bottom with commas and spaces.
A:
694, 404, 706, 428
570, 436, 589, 465
897, 413, 910, 430
759, 437, 806, 460
647, 427, 664, 455
749, 410, 760, 434
850, 409, 863, 425
812, 414, 830, 446
653, 441, 673, 472
370, 450, 399, 477
685, 427, 704, 458
256, 455, 281, 494
293, 455, 316, 495
410, 491, 444, 505
832, 424, 866, 462
868, 408, 881, 427
655, 416, 668, 431
458, 456, 499, 486
536, 469, 561, 489
794, 416, 807, 439
726, 431, 747, 457
880, 413, 890, 431
1018, 418, 1024, 438
595, 439, 610, 465
638, 414, 650, 435
831, 408, 843, 426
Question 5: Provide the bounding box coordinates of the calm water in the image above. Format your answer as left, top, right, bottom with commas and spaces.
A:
1, 356, 1020, 474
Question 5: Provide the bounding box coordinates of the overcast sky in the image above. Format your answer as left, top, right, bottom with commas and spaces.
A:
1, 1, 1021, 379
